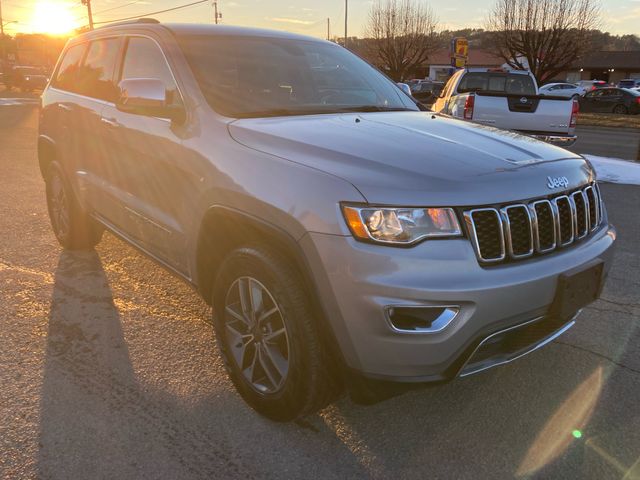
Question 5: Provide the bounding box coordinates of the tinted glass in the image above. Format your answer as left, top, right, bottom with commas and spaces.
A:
77, 38, 121, 101
457, 72, 536, 95
53, 43, 87, 92
176, 35, 418, 117
121, 37, 181, 106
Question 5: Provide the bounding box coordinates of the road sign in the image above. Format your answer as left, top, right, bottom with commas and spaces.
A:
451, 37, 469, 68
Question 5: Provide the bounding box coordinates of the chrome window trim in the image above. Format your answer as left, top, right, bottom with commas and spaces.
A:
529, 200, 557, 253
500, 204, 534, 258
464, 208, 506, 263
48, 86, 116, 107
49, 33, 186, 124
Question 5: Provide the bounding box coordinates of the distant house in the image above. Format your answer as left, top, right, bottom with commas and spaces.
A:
566, 51, 640, 84
416, 49, 504, 81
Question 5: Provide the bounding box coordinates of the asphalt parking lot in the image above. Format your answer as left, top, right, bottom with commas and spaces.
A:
1, 100, 639, 480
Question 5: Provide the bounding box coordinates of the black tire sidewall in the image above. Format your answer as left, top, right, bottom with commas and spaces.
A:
45, 161, 102, 249
45, 162, 73, 246
212, 247, 320, 421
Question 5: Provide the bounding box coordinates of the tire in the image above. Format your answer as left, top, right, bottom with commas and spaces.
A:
613, 104, 628, 115
45, 161, 103, 250
212, 245, 336, 421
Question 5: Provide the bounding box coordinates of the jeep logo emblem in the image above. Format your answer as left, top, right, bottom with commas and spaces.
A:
547, 176, 569, 189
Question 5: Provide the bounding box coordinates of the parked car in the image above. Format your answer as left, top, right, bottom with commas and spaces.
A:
576, 80, 608, 93
411, 80, 444, 105
432, 68, 578, 146
4, 65, 49, 92
618, 79, 640, 89
539, 82, 584, 98
579, 87, 640, 115
39, 20, 615, 420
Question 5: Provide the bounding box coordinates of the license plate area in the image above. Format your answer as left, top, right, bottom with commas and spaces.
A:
550, 259, 604, 321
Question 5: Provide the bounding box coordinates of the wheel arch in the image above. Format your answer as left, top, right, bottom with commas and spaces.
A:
195, 206, 346, 366
38, 135, 57, 180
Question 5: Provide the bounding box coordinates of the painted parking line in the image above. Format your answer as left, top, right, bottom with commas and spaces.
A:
0, 98, 40, 106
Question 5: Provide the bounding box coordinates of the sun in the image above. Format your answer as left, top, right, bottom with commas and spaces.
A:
30, 1, 78, 35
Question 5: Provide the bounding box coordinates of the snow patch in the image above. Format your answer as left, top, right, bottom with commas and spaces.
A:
583, 155, 640, 186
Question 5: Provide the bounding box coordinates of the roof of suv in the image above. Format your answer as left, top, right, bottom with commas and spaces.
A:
90, 20, 327, 43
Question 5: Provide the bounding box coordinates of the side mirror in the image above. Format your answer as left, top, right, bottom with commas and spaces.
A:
396, 82, 412, 97
117, 78, 185, 123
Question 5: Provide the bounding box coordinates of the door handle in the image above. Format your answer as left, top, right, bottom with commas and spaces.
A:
57, 103, 72, 111
101, 117, 119, 127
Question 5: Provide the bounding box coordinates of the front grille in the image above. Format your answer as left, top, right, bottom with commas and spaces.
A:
465, 183, 603, 264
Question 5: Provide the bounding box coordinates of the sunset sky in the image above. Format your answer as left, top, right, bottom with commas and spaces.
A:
2, 0, 639, 37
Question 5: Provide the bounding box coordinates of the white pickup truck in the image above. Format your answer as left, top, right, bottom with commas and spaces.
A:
432, 69, 578, 146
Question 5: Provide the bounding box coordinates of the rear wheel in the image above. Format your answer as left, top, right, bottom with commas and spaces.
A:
45, 161, 103, 250
212, 246, 336, 421
613, 104, 628, 114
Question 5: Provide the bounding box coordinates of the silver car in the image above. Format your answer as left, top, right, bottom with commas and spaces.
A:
39, 20, 616, 420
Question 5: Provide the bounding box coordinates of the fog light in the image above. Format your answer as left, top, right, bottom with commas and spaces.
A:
387, 306, 458, 333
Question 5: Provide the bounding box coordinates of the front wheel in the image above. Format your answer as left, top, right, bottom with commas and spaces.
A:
212, 246, 337, 421
45, 161, 103, 250
613, 104, 628, 115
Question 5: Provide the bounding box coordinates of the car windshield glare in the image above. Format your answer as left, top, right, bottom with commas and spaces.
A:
176, 34, 418, 118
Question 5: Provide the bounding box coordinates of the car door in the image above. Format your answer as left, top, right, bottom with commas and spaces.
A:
581, 90, 602, 112
46, 42, 90, 186
99, 35, 193, 272
70, 36, 125, 224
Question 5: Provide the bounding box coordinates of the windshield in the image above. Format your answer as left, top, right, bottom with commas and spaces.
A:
458, 72, 536, 95
176, 35, 418, 118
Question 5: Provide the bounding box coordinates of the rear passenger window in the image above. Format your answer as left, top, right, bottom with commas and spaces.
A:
120, 37, 181, 106
77, 38, 122, 102
52, 43, 87, 92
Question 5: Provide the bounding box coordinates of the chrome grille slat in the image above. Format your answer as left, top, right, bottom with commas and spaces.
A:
465, 183, 602, 264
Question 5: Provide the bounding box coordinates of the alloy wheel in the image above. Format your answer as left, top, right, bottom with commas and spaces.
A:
48, 173, 71, 240
223, 276, 290, 394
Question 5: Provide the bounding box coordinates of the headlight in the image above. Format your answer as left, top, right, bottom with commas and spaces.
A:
342, 205, 462, 245
25, 76, 31, 81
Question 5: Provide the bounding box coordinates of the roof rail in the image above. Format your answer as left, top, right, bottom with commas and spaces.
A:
96, 18, 160, 29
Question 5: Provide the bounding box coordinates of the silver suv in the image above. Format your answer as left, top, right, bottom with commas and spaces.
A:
39, 20, 616, 421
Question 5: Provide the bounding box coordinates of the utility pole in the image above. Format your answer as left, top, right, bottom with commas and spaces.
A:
344, 0, 348, 48
0, 0, 5, 64
327, 17, 330, 41
81, 0, 94, 30
213, 1, 222, 24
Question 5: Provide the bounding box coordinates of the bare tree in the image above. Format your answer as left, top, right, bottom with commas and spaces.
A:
365, 0, 438, 81
487, 0, 600, 83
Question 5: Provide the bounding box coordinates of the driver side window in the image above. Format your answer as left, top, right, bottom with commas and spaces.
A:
120, 37, 182, 107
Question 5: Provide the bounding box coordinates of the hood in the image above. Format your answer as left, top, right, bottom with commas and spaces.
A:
228, 111, 593, 206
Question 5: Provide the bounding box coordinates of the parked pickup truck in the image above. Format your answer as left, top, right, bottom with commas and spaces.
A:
432, 68, 578, 146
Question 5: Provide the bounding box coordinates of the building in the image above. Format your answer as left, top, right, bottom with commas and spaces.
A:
415, 49, 504, 81
566, 51, 640, 84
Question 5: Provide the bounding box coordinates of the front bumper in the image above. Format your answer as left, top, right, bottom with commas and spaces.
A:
300, 223, 616, 382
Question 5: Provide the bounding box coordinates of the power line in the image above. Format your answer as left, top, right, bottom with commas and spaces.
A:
92, 0, 143, 16
91, 0, 208, 26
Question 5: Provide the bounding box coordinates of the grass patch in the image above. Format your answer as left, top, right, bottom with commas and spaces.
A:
577, 112, 640, 129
